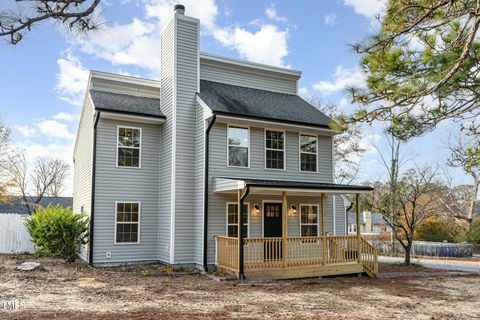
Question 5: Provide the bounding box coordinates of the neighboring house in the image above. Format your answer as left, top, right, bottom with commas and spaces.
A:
347, 211, 392, 237
73, 5, 376, 279
0, 196, 73, 217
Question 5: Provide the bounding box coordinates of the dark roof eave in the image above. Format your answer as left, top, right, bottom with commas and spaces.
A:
96, 108, 167, 120
245, 183, 373, 192
212, 110, 333, 130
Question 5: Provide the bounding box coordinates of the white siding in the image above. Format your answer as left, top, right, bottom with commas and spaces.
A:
158, 18, 175, 263
200, 59, 298, 94
173, 16, 200, 264
92, 119, 160, 264
73, 96, 94, 261
90, 77, 159, 98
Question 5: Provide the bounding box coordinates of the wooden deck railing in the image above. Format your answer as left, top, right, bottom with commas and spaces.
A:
215, 236, 238, 271
215, 235, 378, 276
360, 237, 378, 275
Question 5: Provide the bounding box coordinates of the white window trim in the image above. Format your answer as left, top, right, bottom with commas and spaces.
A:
264, 128, 286, 171
116, 125, 142, 169
114, 201, 141, 245
261, 200, 284, 238
299, 133, 318, 173
299, 204, 320, 237
226, 124, 250, 168
226, 202, 250, 238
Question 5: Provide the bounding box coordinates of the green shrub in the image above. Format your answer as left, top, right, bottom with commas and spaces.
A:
466, 216, 480, 244
25, 205, 89, 262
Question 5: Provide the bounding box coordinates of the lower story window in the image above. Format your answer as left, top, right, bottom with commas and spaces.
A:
115, 202, 140, 243
227, 202, 249, 238
300, 204, 318, 236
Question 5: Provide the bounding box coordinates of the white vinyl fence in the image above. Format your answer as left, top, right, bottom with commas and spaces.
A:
0, 214, 34, 253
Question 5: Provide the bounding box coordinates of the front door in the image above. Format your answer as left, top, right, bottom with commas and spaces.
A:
264, 203, 282, 260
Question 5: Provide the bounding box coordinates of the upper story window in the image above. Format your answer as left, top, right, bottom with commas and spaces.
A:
265, 130, 285, 170
299, 134, 317, 172
117, 126, 141, 168
227, 126, 249, 167
300, 204, 318, 237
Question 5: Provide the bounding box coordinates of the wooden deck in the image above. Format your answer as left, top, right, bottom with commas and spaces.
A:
215, 235, 378, 280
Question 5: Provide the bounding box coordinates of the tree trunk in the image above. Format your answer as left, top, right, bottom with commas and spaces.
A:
468, 174, 479, 230
404, 241, 412, 265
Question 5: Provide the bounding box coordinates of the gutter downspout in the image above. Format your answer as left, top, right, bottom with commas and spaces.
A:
203, 114, 216, 272
239, 185, 250, 280
88, 111, 101, 266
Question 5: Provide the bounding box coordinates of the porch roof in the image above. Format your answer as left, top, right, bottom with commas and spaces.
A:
213, 177, 373, 195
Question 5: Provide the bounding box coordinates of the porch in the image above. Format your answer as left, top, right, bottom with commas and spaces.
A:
212, 177, 377, 280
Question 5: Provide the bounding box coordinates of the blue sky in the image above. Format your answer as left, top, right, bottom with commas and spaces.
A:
0, 0, 470, 195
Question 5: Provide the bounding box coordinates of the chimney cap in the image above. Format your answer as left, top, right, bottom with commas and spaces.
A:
174, 4, 185, 14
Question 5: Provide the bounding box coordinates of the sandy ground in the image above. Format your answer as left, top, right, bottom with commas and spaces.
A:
379, 255, 480, 273
1, 254, 479, 320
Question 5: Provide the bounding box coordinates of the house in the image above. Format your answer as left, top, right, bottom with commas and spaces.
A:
73, 5, 376, 279
0, 196, 73, 217
347, 211, 392, 237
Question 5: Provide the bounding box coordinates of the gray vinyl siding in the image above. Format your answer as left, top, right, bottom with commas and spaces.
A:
335, 196, 347, 236
90, 77, 160, 98
209, 123, 333, 183
206, 122, 336, 265
72, 96, 94, 262
158, 18, 175, 262
172, 16, 200, 264
194, 103, 205, 265
92, 119, 160, 264
200, 59, 298, 94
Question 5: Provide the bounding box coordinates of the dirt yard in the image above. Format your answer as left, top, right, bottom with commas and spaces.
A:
1, 255, 479, 319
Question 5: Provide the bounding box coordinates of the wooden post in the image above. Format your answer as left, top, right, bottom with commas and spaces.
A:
237, 189, 242, 273
282, 191, 287, 268
356, 193, 361, 263
321, 193, 327, 265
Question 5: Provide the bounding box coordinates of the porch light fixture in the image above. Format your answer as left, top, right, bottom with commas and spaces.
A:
252, 204, 260, 216
289, 204, 297, 217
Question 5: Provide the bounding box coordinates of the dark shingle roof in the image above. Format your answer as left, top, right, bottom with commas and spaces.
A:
0, 197, 73, 215
198, 80, 332, 128
89, 90, 164, 118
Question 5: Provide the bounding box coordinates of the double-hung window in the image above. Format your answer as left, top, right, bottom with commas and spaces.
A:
300, 204, 318, 236
227, 126, 249, 167
300, 134, 317, 172
226, 203, 249, 238
117, 127, 141, 168
265, 130, 285, 170
115, 202, 140, 244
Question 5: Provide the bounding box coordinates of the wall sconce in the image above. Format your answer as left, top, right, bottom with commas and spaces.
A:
289, 204, 297, 217
252, 204, 261, 216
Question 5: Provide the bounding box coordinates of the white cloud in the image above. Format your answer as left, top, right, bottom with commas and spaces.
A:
69, 0, 291, 73
313, 65, 366, 96
55, 50, 89, 106
15, 125, 36, 138
214, 24, 289, 67
324, 13, 337, 26
343, 0, 387, 20
298, 87, 310, 98
53, 112, 79, 122
265, 4, 288, 23
37, 120, 75, 140
338, 97, 349, 109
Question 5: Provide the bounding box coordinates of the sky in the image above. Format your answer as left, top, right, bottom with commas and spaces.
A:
0, 0, 471, 196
